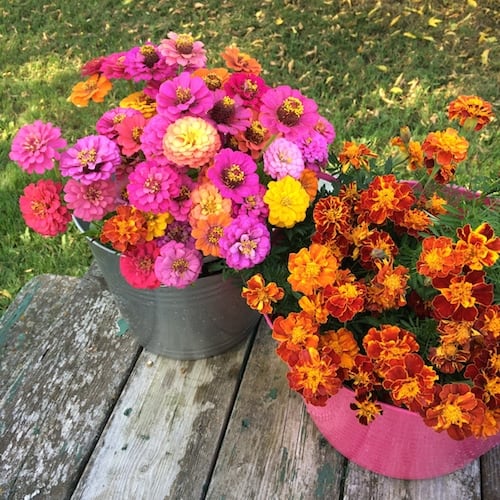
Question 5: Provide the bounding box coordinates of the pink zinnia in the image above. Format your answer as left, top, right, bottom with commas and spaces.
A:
298, 132, 329, 172
19, 179, 71, 237
259, 85, 319, 141
156, 72, 214, 122
314, 115, 336, 143
223, 72, 269, 107
208, 90, 252, 135
120, 240, 161, 289
263, 137, 305, 180
80, 56, 106, 76
96, 107, 143, 140
159, 220, 194, 245
234, 184, 269, 220
154, 241, 202, 288
9, 120, 67, 174
158, 32, 207, 69
127, 160, 180, 213
100, 51, 128, 80
141, 114, 172, 165
165, 172, 195, 222
123, 42, 174, 83
219, 214, 271, 270
115, 113, 148, 157
208, 148, 260, 204
59, 135, 121, 185
64, 178, 117, 222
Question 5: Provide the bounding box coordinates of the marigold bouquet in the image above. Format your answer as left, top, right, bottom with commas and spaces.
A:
240, 95, 500, 441
9, 33, 335, 289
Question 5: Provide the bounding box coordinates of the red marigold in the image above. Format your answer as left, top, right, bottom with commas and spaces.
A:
363, 324, 420, 375
455, 223, 500, 271
475, 305, 500, 341
382, 353, 438, 411
424, 383, 486, 440
447, 95, 494, 131
432, 270, 494, 322
313, 195, 352, 239
359, 230, 398, 269
428, 341, 471, 374
287, 347, 342, 406
359, 174, 415, 225
324, 277, 366, 323
365, 261, 409, 312
350, 391, 383, 425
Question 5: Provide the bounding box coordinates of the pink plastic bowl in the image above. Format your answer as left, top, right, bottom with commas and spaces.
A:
306, 386, 500, 479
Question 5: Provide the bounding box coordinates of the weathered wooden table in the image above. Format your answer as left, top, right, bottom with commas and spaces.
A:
1, 267, 498, 500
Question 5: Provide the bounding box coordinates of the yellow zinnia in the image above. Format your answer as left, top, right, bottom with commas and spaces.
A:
264, 175, 310, 228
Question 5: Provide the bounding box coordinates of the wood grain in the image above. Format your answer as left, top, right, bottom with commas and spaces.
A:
0, 272, 140, 499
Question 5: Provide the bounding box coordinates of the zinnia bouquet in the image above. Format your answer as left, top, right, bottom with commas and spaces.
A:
240, 95, 500, 441
9, 33, 335, 290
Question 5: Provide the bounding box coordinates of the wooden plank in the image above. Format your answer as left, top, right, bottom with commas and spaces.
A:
71, 332, 255, 500
0, 272, 141, 499
206, 321, 346, 499
342, 460, 481, 500
481, 445, 500, 500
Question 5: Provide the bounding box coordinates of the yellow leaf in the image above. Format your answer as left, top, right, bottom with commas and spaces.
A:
325, 75, 335, 84
390, 86, 403, 95
376, 65, 388, 72
422, 35, 435, 42
481, 49, 490, 66
403, 32, 417, 39
428, 17, 442, 28
287, 59, 294, 73
1, 289, 12, 299
275, 17, 284, 25
467, 0, 477, 7
389, 15, 401, 27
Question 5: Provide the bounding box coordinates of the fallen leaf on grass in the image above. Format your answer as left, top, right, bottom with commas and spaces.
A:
481, 49, 490, 66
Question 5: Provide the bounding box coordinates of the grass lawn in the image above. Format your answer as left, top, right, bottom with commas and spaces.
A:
1, 0, 498, 315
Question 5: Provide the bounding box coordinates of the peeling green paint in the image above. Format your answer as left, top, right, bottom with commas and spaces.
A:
315, 462, 335, 498
139, 434, 150, 440
6, 370, 25, 403
116, 318, 129, 337
279, 447, 289, 484
123, 408, 132, 417
241, 418, 250, 428
121, 444, 128, 451
266, 387, 278, 400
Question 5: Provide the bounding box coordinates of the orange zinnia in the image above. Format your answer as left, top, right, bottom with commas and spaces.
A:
191, 67, 230, 90
191, 212, 232, 257
287, 243, 339, 296
447, 95, 494, 131
68, 73, 112, 107
221, 46, 262, 75
241, 273, 285, 315
100, 205, 147, 253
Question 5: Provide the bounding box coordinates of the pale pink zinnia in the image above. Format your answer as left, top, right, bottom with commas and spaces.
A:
120, 240, 161, 289
9, 120, 67, 174
59, 135, 121, 185
156, 71, 214, 122
19, 179, 71, 236
263, 137, 305, 180
127, 160, 180, 213
141, 114, 172, 165
259, 85, 319, 141
158, 32, 207, 69
63, 178, 117, 221
162, 116, 221, 169
154, 240, 202, 288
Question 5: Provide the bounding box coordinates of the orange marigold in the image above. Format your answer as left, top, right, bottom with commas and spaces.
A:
350, 392, 383, 425
338, 141, 378, 173
241, 273, 285, 315
416, 236, 464, 279
313, 195, 352, 239
447, 95, 494, 131
324, 278, 366, 323
318, 328, 360, 370
100, 205, 147, 252
366, 261, 409, 312
287, 347, 342, 406
424, 383, 486, 440
359, 174, 415, 225
68, 74, 112, 107
287, 243, 339, 296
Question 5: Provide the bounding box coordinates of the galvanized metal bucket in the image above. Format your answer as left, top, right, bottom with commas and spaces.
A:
74, 218, 260, 359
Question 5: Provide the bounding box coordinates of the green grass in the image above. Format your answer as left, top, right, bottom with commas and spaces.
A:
1, 0, 499, 315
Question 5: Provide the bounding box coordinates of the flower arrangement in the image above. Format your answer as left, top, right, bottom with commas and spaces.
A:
240, 95, 500, 441
9, 33, 334, 289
